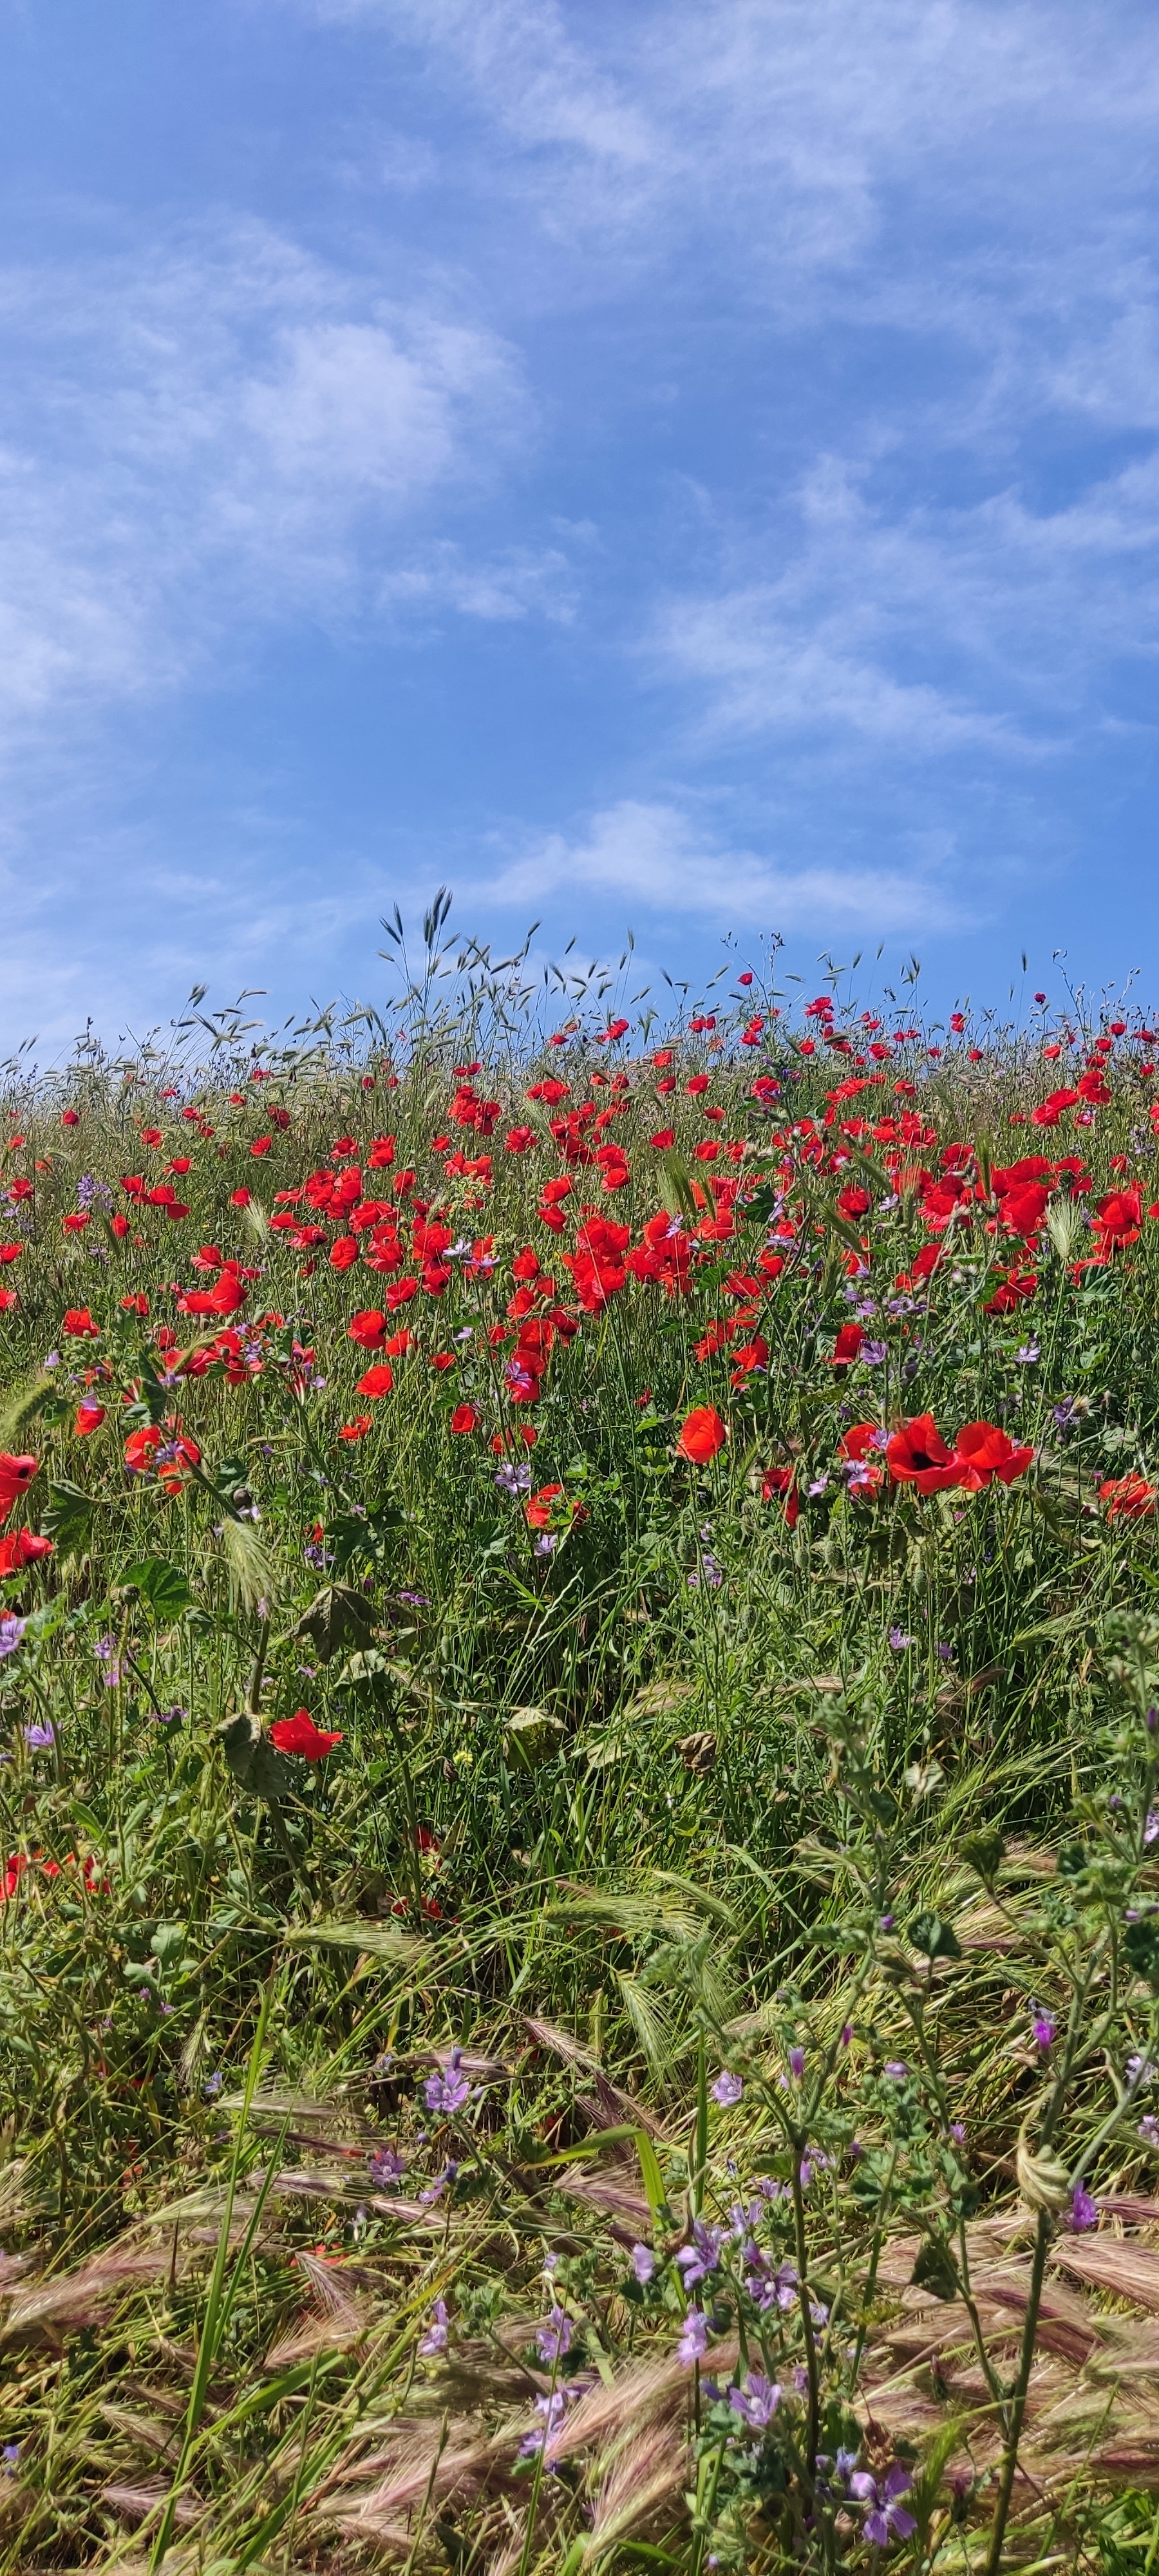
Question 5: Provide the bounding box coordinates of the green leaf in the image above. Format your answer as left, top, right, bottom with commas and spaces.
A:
910, 2234, 959, 2300
910, 1911, 962, 1962
120, 1557, 193, 1618
959, 1826, 1006, 1886
292, 1584, 377, 1662
218, 1712, 297, 1800
41, 1479, 94, 1555
1126, 1916, 1159, 1993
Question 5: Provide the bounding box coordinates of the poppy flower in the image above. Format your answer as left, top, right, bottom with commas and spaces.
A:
356, 1364, 393, 1397
339, 1414, 373, 1441
124, 1425, 200, 1492
62, 1308, 99, 1338
0, 1454, 39, 1524
348, 1309, 388, 1350
953, 1421, 1035, 1488
525, 1482, 564, 1528
330, 1235, 359, 1269
838, 1422, 885, 1495
676, 1406, 727, 1464
831, 1321, 863, 1366
760, 1464, 800, 1526
450, 1404, 480, 1432
886, 1414, 961, 1494
75, 1402, 106, 1435
1100, 1474, 1157, 1520
0, 1530, 52, 1575
269, 1709, 343, 1761
0, 1245, 22, 1265
0, 1290, 17, 1313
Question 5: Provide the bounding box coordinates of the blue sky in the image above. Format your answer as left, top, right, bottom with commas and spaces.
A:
3, 0, 1159, 1053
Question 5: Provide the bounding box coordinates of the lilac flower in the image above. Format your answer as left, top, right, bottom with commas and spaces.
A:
534, 2304, 573, 2365
0, 1616, 25, 1660
807, 1475, 829, 1497
203, 2070, 223, 2097
534, 1534, 557, 1558
2, 2444, 18, 2472
1053, 1396, 1079, 1430
419, 2298, 449, 2355
883, 2061, 909, 2081
861, 1340, 888, 1365
1068, 2182, 1098, 2231
675, 2221, 723, 2290
156, 1704, 186, 1726
1032, 2008, 1057, 2052
888, 1627, 915, 1650
1127, 2056, 1156, 2092
397, 1589, 430, 1606
1139, 2116, 1159, 2148
934, 1640, 954, 1662
711, 2069, 743, 2107
788, 2045, 806, 2081
519, 2389, 568, 2456
23, 1722, 55, 1749
419, 2159, 458, 2206
367, 2145, 406, 2187
849, 2463, 917, 2546
495, 1461, 532, 1499
1145, 1811, 1159, 1848
630, 2242, 655, 2284
676, 2307, 710, 2366
1015, 1339, 1040, 1365
423, 2049, 470, 2116
687, 1551, 723, 1587
729, 2371, 781, 2430
303, 1540, 334, 1571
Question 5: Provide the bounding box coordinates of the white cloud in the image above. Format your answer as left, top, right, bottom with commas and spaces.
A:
0, 220, 538, 760
486, 797, 966, 932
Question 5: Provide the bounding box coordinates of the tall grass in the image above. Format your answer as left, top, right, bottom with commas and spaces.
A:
3, 921, 1159, 2568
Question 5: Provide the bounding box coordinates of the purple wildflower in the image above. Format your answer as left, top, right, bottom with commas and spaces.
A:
729, 2371, 781, 2430
1032, 2008, 1057, 2052
630, 2242, 655, 2284
1068, 2182, 1098, 2231
850, 2463, 916, 2546
367, 2145, 406, 2187
534, 2304, 573, 2366
423, 2049, 470, 2115
0, 1616, 25, 1660
23, 1721, 54, 1749
675, 2220, 722, 2290
419, 2298, 449, 2355
711, 2070, 743, 2107
677, 2307, 710, 2366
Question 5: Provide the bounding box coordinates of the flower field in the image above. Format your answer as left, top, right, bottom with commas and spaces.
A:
6, 926, 1159, 2570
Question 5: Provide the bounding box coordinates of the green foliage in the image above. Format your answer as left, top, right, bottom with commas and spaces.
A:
2, 974, 1159, 2567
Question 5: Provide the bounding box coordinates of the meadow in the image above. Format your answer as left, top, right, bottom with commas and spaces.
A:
4, 911, 1159, 2571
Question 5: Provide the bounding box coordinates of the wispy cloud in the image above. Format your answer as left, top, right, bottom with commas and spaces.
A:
485, 797, 968, 933
0, 218, 540, 760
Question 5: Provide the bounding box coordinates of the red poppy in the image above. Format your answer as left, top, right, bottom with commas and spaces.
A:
831, 1321, 863, 1365
525, 1482, 564, 1528
952, 1421, 1034, 1488
0, 1530, 52, 1575
62, 1307, 99, 1337
339, 1414, 373, 1441
1100, 1474, 1157, 1520
676, 1406, 727, 1464
356, 1364, 393, 1397
0, 1454, 39, 1524
450, 1404, 480, 1432
0, 1291, 17, 1313
75, 1402, 106, 1435
886, 1414, 961, 1494
348, 1309, 388, 1350
0, 1244, 22, 1265
269, 1709, 343, 1760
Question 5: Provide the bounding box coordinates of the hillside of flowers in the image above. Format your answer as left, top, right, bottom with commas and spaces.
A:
6, 925, 1159, 2572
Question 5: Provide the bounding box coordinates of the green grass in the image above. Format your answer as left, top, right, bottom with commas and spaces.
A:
3, 947, 1159, 2568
